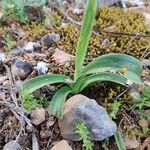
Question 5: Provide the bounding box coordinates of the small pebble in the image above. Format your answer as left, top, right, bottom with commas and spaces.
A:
30, 108, 46, 126
41, 33, 60, 48
0, 76, 7, 84
26, 124, 33, 133
3, 140, 21, 150
46, 116, 55, 128
141, 59, 150, 69
3, 80, 10, 87
22, 42, 41, 52
124, 136, 140, 149
11, 59, 32, 80
10, 47, 23, 56
40, 129, 52, 139
34, 61, 48, 74
139, 118, 149, 127
0, 53, 6, 62
51, 140, 72, 150
72, 8, 83, 15
52, 48, 75, 66
101, 38, 111, 46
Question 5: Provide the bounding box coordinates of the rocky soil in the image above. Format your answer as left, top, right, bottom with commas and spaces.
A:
0, 0, 150, 150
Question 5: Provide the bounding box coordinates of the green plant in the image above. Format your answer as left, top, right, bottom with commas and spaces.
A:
75, 123, 93, 150
109, 102, 126, 150
2, 0, 28, 23
2, 0, 46, 23
132, 86, 150, 110
130, 85, 150, 121
22, 92, 41, 110
102, 138, 109, 150
3, 35, 15, 51
109, 100, 121, 119
114, 130, 126, 150
21, 0, 143, 119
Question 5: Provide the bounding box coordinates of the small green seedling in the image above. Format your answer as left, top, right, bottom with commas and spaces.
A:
3, 35, 15, 51
76, 123, 93, 150
114, 130, 126, 150
133, 86, 150, 110
22, 92, 41, 110
109, 100, 121, 119
21, 0, 143, 119
130, 85, 150, 121
102, 138, 109, 150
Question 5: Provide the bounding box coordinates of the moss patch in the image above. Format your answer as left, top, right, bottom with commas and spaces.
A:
58, 7, 150, 60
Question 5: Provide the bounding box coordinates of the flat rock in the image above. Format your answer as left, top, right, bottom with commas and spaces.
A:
51, 140, 72, 150
30, 108, 46, 126
139, 118, 149, 127
58, 94, 117, 141
124, 137, 140, 149
51, 48, 75, 66
3, 140, 21, 150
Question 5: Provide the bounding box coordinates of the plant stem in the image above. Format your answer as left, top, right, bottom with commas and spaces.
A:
74, 0, 97, 81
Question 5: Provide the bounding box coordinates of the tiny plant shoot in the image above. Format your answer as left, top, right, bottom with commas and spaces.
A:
76, 123, 93, 150
21, 0, 143, 119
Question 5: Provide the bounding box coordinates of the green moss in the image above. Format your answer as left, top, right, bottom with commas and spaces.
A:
52, 11, 62, 26
23, 21, 48, 40
123, 123, 150, 140
58, 7, 150, 60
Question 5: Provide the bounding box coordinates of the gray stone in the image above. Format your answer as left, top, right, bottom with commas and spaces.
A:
0, 76, 8, 84
3, 140, 21, 150
101, 38, 111, 46
22, 42, 41, 52
141, 59, 150, 69
34, 61, 48, 74
10, 47, 23, 56
11, 59, 32, 80
0, 53, 6, 62
58, 94, 117, 141
41, 33, 60, 48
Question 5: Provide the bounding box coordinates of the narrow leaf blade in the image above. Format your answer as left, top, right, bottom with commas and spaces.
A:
74, 0, 97, 80
114, 130, 126, 150
21, 74, 72, 93
79, 53, 143, 84
48, 86, 71, 119
71, 73, 127, 93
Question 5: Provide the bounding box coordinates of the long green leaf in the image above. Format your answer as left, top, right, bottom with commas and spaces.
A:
80, 53, 142, 75
71, 73, 127, 93
114, 130, 126, 150
48, 86, 72, 119
74, 0, 97, 80
79, 53, 143, 84
21, 74, 72, 93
